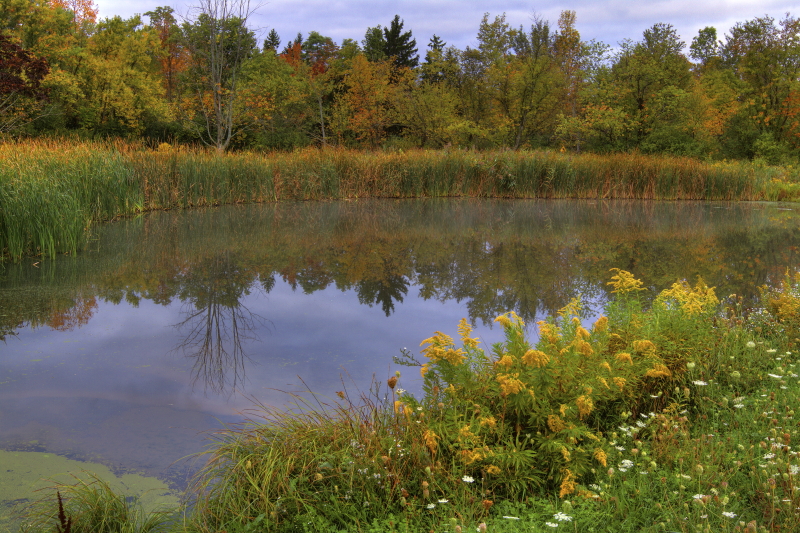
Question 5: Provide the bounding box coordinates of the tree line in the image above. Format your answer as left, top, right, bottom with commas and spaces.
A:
2, 0, 799, 162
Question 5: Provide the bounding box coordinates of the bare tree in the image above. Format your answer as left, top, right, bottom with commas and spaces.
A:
170, 251, 269, 394
173, 295, 264, 394
183, 0, 258, 152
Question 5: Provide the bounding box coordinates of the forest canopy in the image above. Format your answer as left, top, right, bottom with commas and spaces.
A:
1, 0, 799, 163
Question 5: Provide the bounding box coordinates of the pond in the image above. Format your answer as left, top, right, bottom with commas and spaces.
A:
2, 199, 800, 516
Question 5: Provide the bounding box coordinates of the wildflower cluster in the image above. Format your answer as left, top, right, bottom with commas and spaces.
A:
654, 278, 718, 316
405, 271, 727, 501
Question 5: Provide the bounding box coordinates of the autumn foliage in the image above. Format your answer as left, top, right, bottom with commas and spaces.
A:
0, 6, 797, 162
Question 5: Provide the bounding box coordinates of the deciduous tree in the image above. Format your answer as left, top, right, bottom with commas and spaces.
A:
181, 0, 258, 152
0, 33, 50, 132
145, 6, 186, 103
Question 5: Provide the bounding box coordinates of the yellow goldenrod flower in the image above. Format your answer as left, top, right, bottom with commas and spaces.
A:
479, 416, 497, 428
613, 377, 626, 390
633, 339, 657, 355
457, 317, 473, 338
645, 364, 672, 378
443, 348, 467, 365
600, 361, 612, 372
522, 349, 550, 368
574, 339, 594, 356
547, 414, 566, 433
463, 336, 480, 349
655, 278, 718, 316
486, 465, 501, 475
576, 394, 594, 419
594, 448, 608, 467
560, 446, 571, 462
593, 316, 608, 333
537, 321, 561, 344
423, 429, 438, 454
494, 314, 512, 328
559, 298, 582, 319
394, 400, 404, 414
496, 373, 525, 396
420, 364, 430, 378
608, 268, 645, 294
420, 329, 466, 365
559, 469, 577, 498
615, 352, 633, 365
495, 354, 514, 369
599, 377, 610, 389
575, 325, 591, 340
461, 449, 484, 464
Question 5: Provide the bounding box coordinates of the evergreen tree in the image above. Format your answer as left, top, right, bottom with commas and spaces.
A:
263, 28, 280, 51
362, 25, 386, 62
383, 15, 418, 68
428, 34, 445, 52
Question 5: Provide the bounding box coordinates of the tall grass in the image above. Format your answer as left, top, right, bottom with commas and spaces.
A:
1, 139, 795, 260
20, 473, 172, 533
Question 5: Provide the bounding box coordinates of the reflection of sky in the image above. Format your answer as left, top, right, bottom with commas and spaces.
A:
0, 279, 506, 485
4, 198, 799, 489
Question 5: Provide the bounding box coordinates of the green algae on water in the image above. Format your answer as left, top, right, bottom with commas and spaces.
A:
0, 450, 178, 533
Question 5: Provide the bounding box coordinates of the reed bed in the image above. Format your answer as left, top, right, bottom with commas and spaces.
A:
0, 139, 793, 260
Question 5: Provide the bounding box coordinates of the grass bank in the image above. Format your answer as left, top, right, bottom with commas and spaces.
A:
14, 269, 800, 532
1, 139, 797, 260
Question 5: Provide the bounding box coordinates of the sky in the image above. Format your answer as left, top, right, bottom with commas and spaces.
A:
98, 0, 800, 53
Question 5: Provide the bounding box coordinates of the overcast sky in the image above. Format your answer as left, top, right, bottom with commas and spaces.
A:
99, 0, 800, 52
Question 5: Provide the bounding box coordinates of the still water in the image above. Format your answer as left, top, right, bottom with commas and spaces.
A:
1, 199, 800, 499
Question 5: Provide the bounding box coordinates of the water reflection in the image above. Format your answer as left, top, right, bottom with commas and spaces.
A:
1, 200, 800, 485
171, 251, 270, 393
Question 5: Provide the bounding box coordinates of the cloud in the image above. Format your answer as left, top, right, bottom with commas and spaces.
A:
99, 0, 798, 51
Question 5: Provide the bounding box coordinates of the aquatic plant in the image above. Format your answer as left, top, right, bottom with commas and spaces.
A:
20, 473, 172, 533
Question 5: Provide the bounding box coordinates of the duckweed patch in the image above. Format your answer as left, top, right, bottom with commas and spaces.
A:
0, 451, 177, 533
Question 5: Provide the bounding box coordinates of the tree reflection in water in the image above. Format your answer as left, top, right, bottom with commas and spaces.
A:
4, 199, 800, 393
171, 251, 269, 393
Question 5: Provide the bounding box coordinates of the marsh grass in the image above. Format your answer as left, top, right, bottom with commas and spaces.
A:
20, 473, 172, 533
2, 139, 796, 261
185, 383, 492, 533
